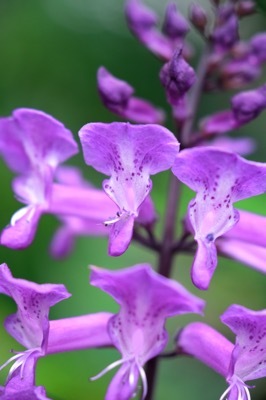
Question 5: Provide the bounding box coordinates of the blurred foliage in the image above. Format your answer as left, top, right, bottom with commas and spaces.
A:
0, 0, 265, 399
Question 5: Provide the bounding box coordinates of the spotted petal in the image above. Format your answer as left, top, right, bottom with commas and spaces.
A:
90, 264, 204, 399
172, 147, 266, 289
79, 122, 179, 255
221, 304, 266, 382
0, 263, 71, 351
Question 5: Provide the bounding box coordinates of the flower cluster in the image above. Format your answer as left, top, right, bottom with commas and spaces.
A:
0, 0, 266, 399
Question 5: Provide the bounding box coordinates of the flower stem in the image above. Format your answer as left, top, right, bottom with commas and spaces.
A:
145, 44, 211, 400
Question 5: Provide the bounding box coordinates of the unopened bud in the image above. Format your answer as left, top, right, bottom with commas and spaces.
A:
189, 3, 207, 33
162, 3, 189, 39
236, 1, 256, 17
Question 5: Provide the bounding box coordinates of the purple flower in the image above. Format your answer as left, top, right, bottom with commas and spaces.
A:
172, 147, 266, 289
162, 3, 189, 41
200, 85, 266, 135
217, 209, 266, 274
0, 108, 78, 249
211, 4, 239, 53
189, 3, 207, 34
125, 0, 190, 61
160, 48, 196, 104
79, 122, 179, 256
48, 166, 116, 258
178, 304, 266, 400
97, 67, 164, 124
90, 264, 205, 400
0, 263, 70, 395
250, 33, 266, 64
47, 313, 113, 354
204, 136, 256, 156
220, 304, 266, 400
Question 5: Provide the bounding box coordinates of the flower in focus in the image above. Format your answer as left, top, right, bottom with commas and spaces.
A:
177, 304, 266, 400
79, 122, 179, 256
172, 147, 266, 289
0, 263, 71, 397
90, 263, 205, 400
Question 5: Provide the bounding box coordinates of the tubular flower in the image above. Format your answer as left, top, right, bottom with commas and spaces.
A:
79, 122, 179, 256
217, 209, 266, 274
90, 264, 205, 400
0, 263, 71, 397
172, 147, 266, 289
178, 305, 266, 400
0, 108, 78, 249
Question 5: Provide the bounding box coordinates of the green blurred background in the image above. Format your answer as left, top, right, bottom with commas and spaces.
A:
0, 0, 265, 399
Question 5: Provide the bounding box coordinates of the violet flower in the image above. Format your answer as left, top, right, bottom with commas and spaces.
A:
200, 85, 266, 135
125, 0, 189, 61
172, 147, 266, 289
0, 263, 71, 396
211, 4, 239, 53
217, 209, 266, 274
90, 264, 205, 400
97, 67, 164, 124
0, 108, 78, 249
178, 305, 266, 400
79, 122, 179, 256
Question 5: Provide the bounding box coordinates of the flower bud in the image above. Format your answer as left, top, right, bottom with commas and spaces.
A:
160, 48, 196, 105
236, 1, 256, 17
189, 3, 207, 33
231, 85, 266, 123
162, 3, 189, 39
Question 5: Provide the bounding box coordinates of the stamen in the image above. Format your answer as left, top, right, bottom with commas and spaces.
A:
138, 365, 148, 400
90, 358, 126, 381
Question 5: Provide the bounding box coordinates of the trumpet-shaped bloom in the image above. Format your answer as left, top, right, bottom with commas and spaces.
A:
0, 108, 78, 248
97, 67, 164, 124
172, 147, 266, 289
0, 263, 71, 395
79, 122, 179, 256
90, 264, 205, 400
217, 209, 266, 274
178, 304, 266, 400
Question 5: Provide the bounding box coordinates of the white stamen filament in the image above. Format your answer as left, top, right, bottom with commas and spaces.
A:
138, 364, 148, 400
219, 377, 251, 400
90, 358, 126, 381
0, 348, 38, 381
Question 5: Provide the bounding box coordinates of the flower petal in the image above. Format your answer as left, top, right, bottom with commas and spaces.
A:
0, 263, 71, 350
105, 362, 139, 400
177, 322, 233, 377
172, 147, 266, 288
90, 264, 205, 364
79, 122, 179, 214
221, 304, 266, 382
1, 206, 42, 249
47, 313, 113, 354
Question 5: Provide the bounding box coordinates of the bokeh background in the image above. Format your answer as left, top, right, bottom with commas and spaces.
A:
0, 0, 265, 399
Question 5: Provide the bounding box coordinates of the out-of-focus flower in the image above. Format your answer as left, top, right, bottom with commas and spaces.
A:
97, 67, 164, 124
178, 304, 266, 400
90, 264, 205, 400
125, 0, 190, 60
0, 109, 78, 249
200, 85, 266, 135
